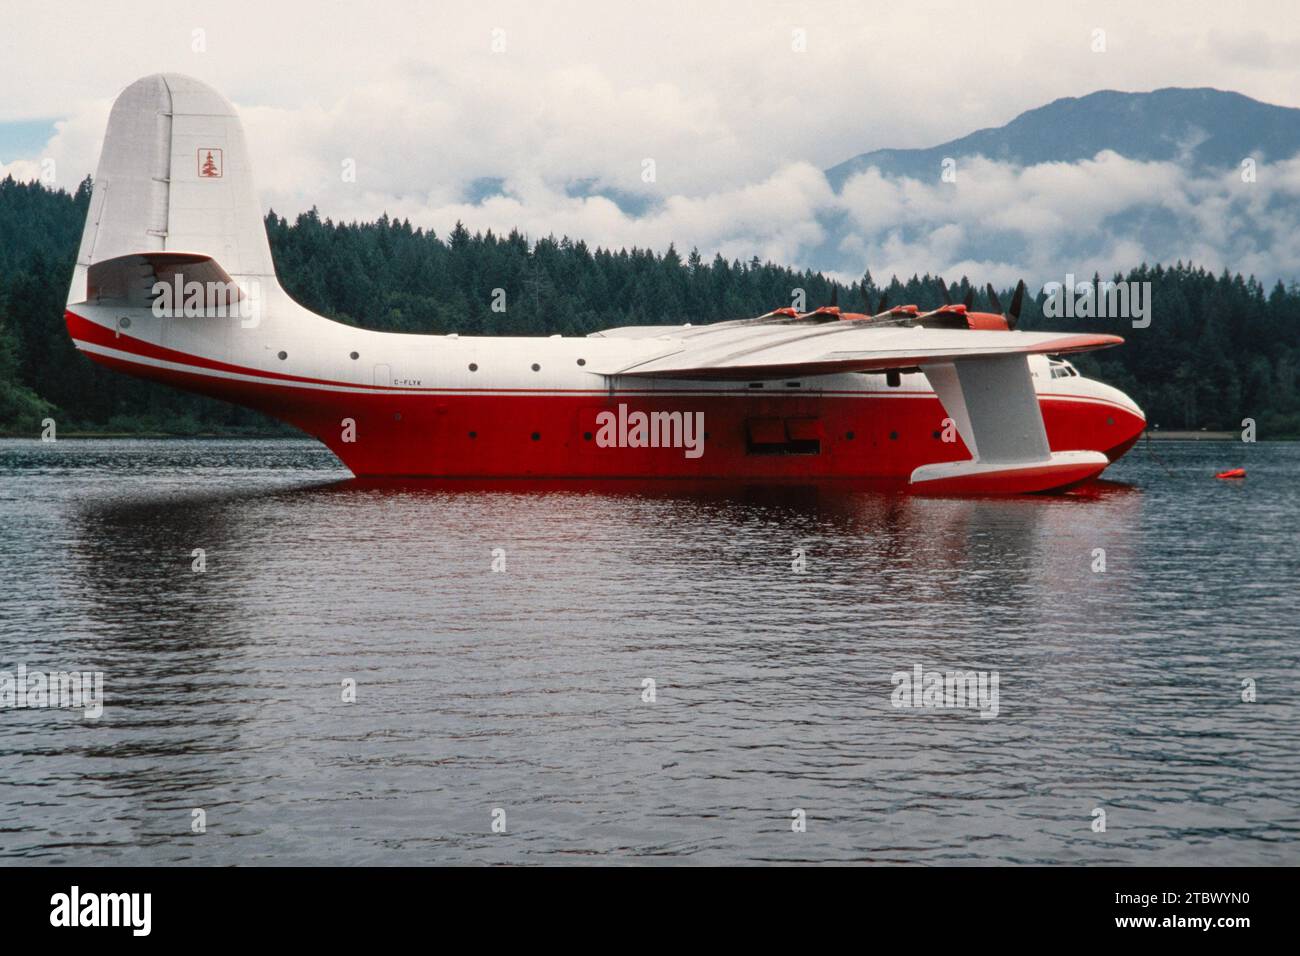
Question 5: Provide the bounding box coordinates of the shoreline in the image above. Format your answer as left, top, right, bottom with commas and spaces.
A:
0, 431, 1289, 441
1143, 430, 1237, 440
0, 432, 307, 440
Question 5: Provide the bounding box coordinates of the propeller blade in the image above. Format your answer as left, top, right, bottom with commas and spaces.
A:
963, 287, 974, 309
1008, 279, 1026, 329
875, 292, 889, 315
986, 283, 1003, 314
937, 277, 952, 306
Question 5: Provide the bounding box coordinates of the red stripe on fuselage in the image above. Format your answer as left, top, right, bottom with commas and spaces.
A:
67, 310, 426, 392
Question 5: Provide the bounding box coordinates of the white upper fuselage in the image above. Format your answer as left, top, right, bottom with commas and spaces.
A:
71, 293, 1142, 415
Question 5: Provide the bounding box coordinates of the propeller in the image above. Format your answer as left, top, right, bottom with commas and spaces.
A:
986, 280, 1026, 329
963, 286, 974, 309
914, 279, 969, 329
1007, 279, 1025, 330
854, 282, 891, 319
986, 283, 1002, 314
830, 286, 839, 308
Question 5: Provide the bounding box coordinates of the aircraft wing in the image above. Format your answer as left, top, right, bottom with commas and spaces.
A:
588, 322, 1121, 380
589, 322, 1123, 494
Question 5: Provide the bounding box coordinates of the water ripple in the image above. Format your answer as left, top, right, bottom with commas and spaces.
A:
0, 437, 1296, 864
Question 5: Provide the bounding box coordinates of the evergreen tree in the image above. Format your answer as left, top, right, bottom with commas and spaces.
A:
1, 175, 1298, 436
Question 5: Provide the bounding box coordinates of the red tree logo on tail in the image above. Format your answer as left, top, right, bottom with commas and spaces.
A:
197, 148, 223, 178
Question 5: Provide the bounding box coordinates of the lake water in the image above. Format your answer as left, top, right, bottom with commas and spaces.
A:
0, 437, 1296, 865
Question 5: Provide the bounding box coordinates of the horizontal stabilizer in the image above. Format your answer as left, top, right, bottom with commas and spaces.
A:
86, 252, 243, 310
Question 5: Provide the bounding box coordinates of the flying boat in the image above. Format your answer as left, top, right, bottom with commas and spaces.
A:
65, 75, 1146, 493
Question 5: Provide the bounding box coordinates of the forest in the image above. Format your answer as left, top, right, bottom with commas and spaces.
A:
1, 174, 1297, 437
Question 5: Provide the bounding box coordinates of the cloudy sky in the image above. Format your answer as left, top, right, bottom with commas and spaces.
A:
3, 0, 1299, 284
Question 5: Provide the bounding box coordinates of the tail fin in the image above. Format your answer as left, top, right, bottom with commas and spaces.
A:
69, 73, 276, 305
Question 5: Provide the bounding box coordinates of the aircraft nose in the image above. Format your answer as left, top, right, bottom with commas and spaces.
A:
1092, 382, 1146, 461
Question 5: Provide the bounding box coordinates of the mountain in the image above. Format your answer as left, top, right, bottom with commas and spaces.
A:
461, 87, 1300, 282
808, 87, 1300, 284
826, 88, 1300, 190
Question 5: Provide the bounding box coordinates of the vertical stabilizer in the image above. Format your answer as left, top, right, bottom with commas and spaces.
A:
69, 73, 276, 305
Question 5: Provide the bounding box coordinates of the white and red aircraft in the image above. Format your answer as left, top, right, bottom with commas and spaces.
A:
65, 74, 1146, 494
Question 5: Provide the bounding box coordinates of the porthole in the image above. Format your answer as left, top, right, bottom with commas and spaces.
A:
846, 431, 855, 440
393, 412, 402, 421
583, 431, 592, 441
1106, 416, 1115, 426
277, 350, 287, 360
889, 431, 898, 440
932, 430, 941, 440
118, 316, 132, 329
469, 363, 478, 372
469, 431, 477, 439
577, 358, 587, 367
350, 351, 359, 360
531, 432, 541, 441
531, 363, 541, 372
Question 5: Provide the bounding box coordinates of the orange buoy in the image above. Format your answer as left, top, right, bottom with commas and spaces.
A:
1215, 468, 1246, 479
